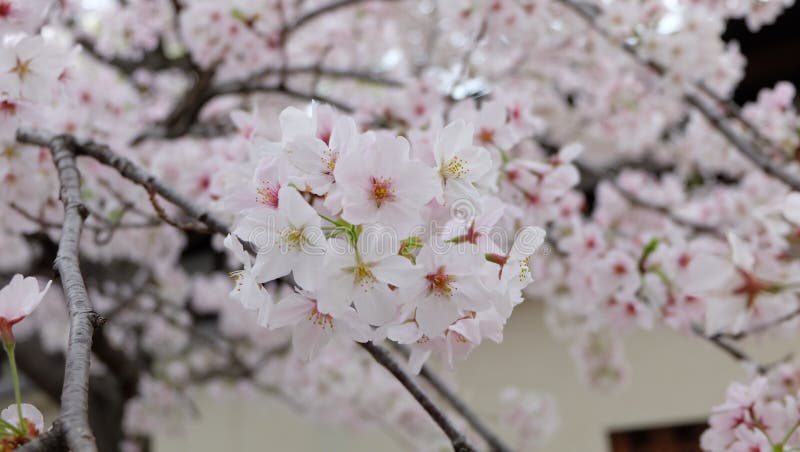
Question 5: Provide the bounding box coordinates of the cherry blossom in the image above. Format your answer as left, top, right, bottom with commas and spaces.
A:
0, 274, 50, 331
0, 403, 43, 436
269, 289, 370, 360
231, 186, 327, 291
432, 119, 493, 206
0, 35, 64, 102
334, 132, 440, 237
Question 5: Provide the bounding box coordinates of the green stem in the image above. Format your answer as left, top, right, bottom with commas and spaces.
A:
3, 342, 24, 431
780, 418, 800, 447
318, 214, 340, 225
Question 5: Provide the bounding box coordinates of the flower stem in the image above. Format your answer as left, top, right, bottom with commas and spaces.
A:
318, 214, 340, 225
3, 341, 24, 430
780, 418, 800, 448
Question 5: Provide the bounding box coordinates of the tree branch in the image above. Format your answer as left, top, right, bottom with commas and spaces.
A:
281, 0, 404, 41
684, 93, 800, 191
360, 342, 476, 452
40, 136, 100, 452
604, 177, 723, 238
244, 65, 403, 87
713, 305, 800, 341
554, 0, 800, 192
391, 344, 510, 451
209, 82, 355, 113
17, 129, 231, 236
76, 37, 194, 74
17, 421, 65, 452
691, 325, 772, 374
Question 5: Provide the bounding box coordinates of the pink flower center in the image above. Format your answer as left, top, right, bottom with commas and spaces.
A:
0, 2, 11, 18
478, 127, 495, 144
426, 266, 456, 297
370, 176, 395, 207
309, 304, 334, 331
733, 269, 770, 310
256, 181, 280, 208
0, 100, 16, 116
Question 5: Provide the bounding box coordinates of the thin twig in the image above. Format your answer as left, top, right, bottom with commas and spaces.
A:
360, 342, 476, 452
554, 0, 800, 193
281, 0, 404, 41
244, 64, 403, 87
76, 37, 194, 74
713, 306, 800, 341
17, 129, 231, 236
684, 94, 800, 192
9, 202, 158, 235
210, 82, 355, 113
146, 189, 211, 234
392, 344, 511, 452
605, 179, 723, 238
691, 325, 769, 374
696, 82, 789, 161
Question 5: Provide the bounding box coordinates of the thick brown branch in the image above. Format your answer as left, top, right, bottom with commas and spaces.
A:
16, 337, 129, 452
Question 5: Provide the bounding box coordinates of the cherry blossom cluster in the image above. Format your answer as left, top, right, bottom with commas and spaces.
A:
527, 163, 800, 392
222, 103, 550, 370
702, 362, 800, 451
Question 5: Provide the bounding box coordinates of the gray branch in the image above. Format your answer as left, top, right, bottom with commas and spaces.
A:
360, 342, 476, 452
17, 129, 229, 236
281, 0, 405, 41
555, 0, 800, 193
30, 136, 100, 451
391, 344, 511, 451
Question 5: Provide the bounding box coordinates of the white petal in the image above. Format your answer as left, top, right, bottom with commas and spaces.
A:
782, 192, 800, 224
269, 293, 312, 329
1, 403, 43, 433
416, 297, 459, 338
727, 232, 754, 271
278, 187, 319, 228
